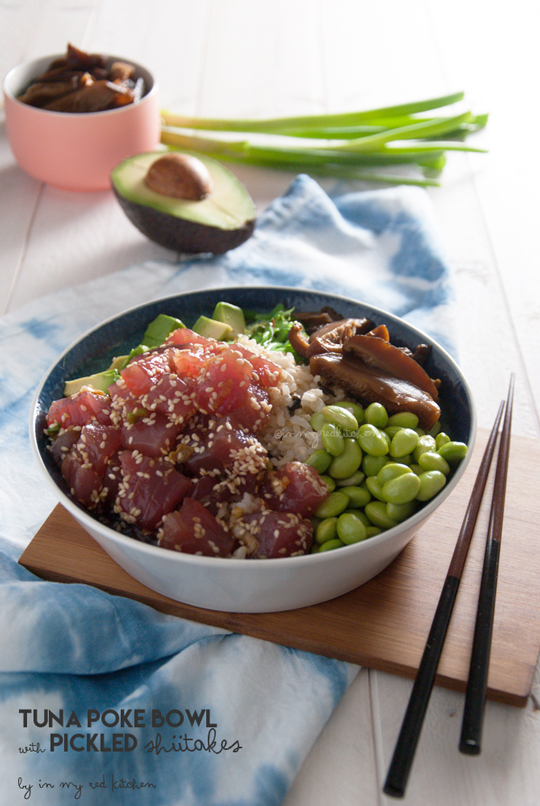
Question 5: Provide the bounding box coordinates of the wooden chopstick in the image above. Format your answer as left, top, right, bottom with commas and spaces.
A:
459, 373, 515, 755
383, 396, 507, 799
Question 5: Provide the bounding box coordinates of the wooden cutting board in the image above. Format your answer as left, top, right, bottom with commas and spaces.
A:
19, 428, 540, 707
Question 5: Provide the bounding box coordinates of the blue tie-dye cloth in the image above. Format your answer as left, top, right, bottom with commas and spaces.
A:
0, 175, 454, 805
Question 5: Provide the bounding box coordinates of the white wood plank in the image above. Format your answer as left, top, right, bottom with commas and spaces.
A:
198, 0, 324, 118
425, 0, 540, 426
429, 157, 537, 438
0, 0, 100, 64
319, 0, 448, 111
84, 0, 210, 110
0, 137, 41, 314
6, 186, 170, 311
373, 669, 540, 805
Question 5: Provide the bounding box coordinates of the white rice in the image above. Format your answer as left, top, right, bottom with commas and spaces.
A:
237, 336, 345, 468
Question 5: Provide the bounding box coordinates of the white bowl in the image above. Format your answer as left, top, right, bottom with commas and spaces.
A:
30, 287, 476, 613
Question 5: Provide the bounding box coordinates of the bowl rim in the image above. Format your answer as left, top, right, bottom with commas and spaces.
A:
30, 284, 477, 571
3, 51, 158, 117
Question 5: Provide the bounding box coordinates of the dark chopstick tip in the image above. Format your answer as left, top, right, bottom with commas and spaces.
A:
383, 780, 405, 799
459, 737, 481, 756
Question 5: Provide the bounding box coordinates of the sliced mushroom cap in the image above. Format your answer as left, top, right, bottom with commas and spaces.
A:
293, 306, 343, 334
17, 44, 142, 113
17, 79, 78, 107
409, 343, 432, 367
306, 317, 374, 358
310, 352, 441, 431
43, 80, 129, 112
343, 334, 439, 402
288, 322, 310, 358
365, 324, 390, 342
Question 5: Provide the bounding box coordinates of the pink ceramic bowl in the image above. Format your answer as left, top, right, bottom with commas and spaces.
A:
3, 53, 160, 192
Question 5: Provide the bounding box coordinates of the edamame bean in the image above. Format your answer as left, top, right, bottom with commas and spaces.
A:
319, 475, 336, 492
322, 404, 359, 434
334, 400, 365, 424
435, 432, 451, 450
389, 428, 419, 459
328, 438, 362, 479
315, 517, 338, 544
365, 475, 385, 501
437, 441, 468, 463
362, 454, 389, 476
427, 420, 442, 437
387, 411, 419, 429
336, 469, 365, 487
365, 501, 399, 530
354, 509, 371, 529
416, 470, 447, 501
357, 423, 389, 457
418, 451, 450, 475
321, 424, 345, 457
386, 501, 417, 522
337, 512, 367, 544
306, 449, 332, 474
342, 485, 371, 509
310, 411, 326, 431
318, 538, 345, 552
365, 402, 389, 428
314, 490, 349, 518
306, 402, 469, 554
377, 462, 412, 486
385, 425, 404, 440
343, 508, 371, 527
382, 471, 421, 504
358, 509, 372, 527
413, 434, 437, 461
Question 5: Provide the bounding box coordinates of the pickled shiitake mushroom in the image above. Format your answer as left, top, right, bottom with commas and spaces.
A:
17, 44, 144, 113
288, 311, 442, 429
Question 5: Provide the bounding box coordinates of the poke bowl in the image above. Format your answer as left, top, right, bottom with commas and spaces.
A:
30, 287, 476, 613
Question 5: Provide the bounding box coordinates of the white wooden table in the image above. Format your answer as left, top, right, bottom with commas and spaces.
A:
2, 2, 539, 804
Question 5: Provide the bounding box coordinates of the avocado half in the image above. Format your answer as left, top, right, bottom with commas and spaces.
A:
110, 151, 257, 254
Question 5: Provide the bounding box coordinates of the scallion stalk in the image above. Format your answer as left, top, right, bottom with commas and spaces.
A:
160, 92, 487, 187
161, 91, 467, 134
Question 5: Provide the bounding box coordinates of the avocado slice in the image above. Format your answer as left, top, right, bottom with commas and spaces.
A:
110, 151, 257, 254
109, 354, 130, 371
142, 313, 185, 347
212, 301, 246, 337
63, 369, 120, 397
192, 316, 233, 341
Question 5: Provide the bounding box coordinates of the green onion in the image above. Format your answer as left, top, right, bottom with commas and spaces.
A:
160, 92, 487, 187
244, 304, 304, 355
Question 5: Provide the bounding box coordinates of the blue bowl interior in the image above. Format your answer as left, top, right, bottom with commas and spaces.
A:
33, 287, 474, 514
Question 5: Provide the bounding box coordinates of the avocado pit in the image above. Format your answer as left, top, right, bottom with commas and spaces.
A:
144, 153, 213, 201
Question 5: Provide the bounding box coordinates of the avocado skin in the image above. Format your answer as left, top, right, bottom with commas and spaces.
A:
113, 188, 256, 254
